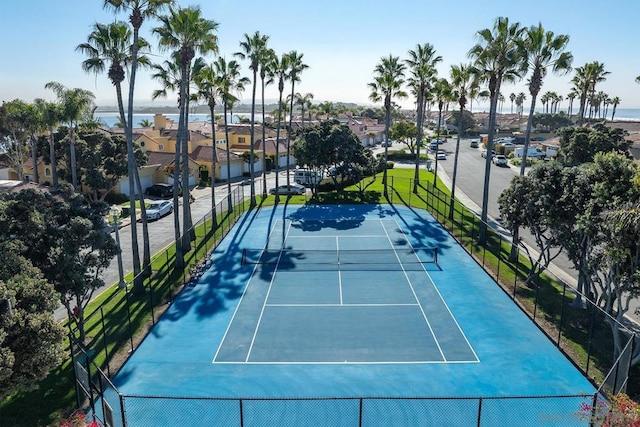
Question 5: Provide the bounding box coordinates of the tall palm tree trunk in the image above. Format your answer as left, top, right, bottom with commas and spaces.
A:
382, 97, 391, 198
180, 66, 193, 252
413, 90, 424, 194
274, 88, 284, 204
286, 82, 297, 188
249, 70, 258, 207
209, 101, 217, 227
449, 106, 463, 220
69, 128, 78, 190
30, 135, 39, 184
260, 76, 268, 198
126, 19, 142, 289
48, 127, 58, 187
479, 78, 502, 245
223, 103, 233, 208
432, 104, 443, 186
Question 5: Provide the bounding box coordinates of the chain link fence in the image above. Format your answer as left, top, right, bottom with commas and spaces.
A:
69, 177, 637, 426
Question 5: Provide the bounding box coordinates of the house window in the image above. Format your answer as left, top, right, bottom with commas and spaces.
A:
45, 168, 51, 177
238, 137, 246, 144
159, 144, 164, 150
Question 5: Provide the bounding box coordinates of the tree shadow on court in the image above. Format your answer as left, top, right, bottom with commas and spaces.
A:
386, 193, 453, 254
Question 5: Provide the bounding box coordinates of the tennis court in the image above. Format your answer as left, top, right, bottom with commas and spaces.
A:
110, 204, 595, 426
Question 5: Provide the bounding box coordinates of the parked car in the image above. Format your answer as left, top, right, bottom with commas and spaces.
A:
436, 150, 447, 160
144, 200, 173, 220
492, 154, 508, 166
481, 149, 495, 158
145, 183, 173, 198
429, 141, 439, 151
470, 139, 479, 148
269, 184, 306, 196
381, 140, 393, 147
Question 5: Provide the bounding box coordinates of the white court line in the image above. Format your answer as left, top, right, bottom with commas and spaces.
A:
214, 359, 477, 365
337, 236, 343, 305
380, 219, 447, 362
391, 218, 480, 363
211, 218, 291, 364
244, 220, 295, 363
265, 303, 419, 307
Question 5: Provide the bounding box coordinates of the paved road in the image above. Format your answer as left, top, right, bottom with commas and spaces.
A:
54, 170, 290, 321
427, 136, 640, 327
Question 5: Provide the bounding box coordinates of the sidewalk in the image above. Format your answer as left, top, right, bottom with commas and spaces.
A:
432, 161, 640, 333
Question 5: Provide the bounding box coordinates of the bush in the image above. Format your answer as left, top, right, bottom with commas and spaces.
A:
386, 161, 395, 169
104, 192, 128, 205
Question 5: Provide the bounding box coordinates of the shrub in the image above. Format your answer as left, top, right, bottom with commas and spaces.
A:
104, 192, 128, 205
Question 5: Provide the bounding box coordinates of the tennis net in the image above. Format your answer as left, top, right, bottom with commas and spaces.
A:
241, 247, 439, 271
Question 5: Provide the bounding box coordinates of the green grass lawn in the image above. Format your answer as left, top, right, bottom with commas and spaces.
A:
2, 167, 631, 425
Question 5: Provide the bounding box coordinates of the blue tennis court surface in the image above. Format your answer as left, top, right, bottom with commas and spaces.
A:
112, 204, 595, 426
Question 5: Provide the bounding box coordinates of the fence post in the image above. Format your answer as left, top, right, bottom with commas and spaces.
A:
557, 282, 568, 346
124, 288, 134, 351
100, 307, 111, 377
239, 399, 244, 427
496, 235, 502, 282
477, 397, 483, 427
359, 398, 364, 427
120, 394, 128, 427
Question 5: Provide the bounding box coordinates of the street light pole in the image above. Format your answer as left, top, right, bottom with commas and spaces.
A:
112, 213, 126, 289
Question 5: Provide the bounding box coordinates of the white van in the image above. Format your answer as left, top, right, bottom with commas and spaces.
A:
293, 168, 323, 186
514, 146, 544, 159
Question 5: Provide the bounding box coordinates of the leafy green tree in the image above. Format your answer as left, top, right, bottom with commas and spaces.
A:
368, 55, 407, 198
75, 131, 146, 201
531, 112, 572, 131
498, 162, 565, 284
0, 186, 116, 342
557, 122, 631, 165
0, 243, 64, 400
389, 121, 418, 154
293, 120, 374, 196
468, 17, 524, 244
0, 99, 30, 182
518, 23, 572, 176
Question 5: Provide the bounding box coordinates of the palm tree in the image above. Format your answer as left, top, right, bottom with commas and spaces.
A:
44, 82, 95, 191
284, 51, 308, 187
611, 96, 621, 120
515, 92, 526, 117
259, 48, 276, 198
154, 5, 219, 258
235, 31, 269, 207
193, 59, 220, 222
77, 21, 153, 279
449, 64, 474, 219
368, 55, 407, 198
573, 61, 609, 124
431, 78, 452, 186
37, 99, 61, 186
405, 43, 442, 193
104, 0, 173, 287
509, 92, 516, 114
468, 16, 524, 245
498, 93, 505, 113
215, 56, 249, 203
267, 52, 291, 204
295, 92, 314, 128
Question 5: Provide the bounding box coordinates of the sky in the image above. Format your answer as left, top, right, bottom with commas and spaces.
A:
2, 0, 640, 111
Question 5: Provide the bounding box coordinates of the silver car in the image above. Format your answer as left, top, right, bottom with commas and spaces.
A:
145, 200, 173, 220
269, 184, 306, 195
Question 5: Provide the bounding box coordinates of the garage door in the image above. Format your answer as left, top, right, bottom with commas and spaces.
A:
220, 163, 243, 179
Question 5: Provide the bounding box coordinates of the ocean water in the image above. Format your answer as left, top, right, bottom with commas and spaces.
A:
97, 112, 263, 128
